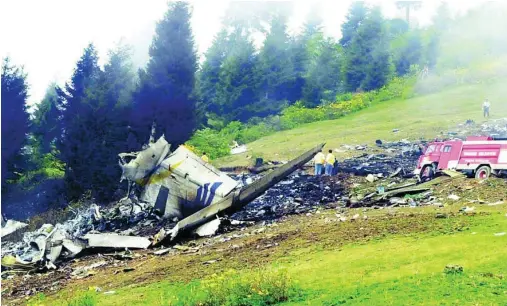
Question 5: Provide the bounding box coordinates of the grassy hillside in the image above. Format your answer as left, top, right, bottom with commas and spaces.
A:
216, 80, 507, 167
24, 204, 507, 305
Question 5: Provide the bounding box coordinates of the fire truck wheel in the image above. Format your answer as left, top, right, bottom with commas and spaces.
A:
421, 165, 435, 181
475, 166, 491, 180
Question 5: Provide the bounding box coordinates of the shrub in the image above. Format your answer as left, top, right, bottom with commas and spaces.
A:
187, 128, 231, 159
188, 268, 299, 306
188, 75, 417, 159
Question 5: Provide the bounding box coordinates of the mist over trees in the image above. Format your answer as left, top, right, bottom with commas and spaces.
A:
3, 1, 507, 214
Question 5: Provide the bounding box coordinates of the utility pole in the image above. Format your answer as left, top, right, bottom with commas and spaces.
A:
396, 1, 422, 25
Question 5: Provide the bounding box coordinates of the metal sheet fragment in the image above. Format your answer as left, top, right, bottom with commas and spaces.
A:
83, 233, 151, 249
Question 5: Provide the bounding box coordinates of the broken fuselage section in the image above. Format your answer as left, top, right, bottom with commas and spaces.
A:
119, 136, 240, 219
119, 136, 325, 241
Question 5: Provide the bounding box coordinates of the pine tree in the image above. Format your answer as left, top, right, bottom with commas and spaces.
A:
361, 7, 392, 90
133, 1, 198, 147
256, 13, 294, 113
303, 36, 343, 106
199, 29, 229, 121
287, 36, 307, 103
344, 6, 391, 91
57, 44, 102, 199
1, 58, 30, 192
57, 43, 136, 201
395, 31, 422, 75
214, 28, 260, 122
32, 84, 63, 154
340, 2, 368, 48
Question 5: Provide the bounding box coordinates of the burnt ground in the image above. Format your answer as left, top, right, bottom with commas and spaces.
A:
2, 174, 506, 305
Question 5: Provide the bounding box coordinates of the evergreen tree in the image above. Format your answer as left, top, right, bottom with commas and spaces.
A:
133, 1, 198, 147
1, 58, 30, 192
344, 6, 391, 91
287, 36, 308, 103
214, 29, 260, 122
199, 29, 229, 122
32, 83, 62, 154
256, 13, 294, 113
56, 44, 102, 199
395, 31, 422, 75
340, 2, 368, 48
395, 1, 422, 25
303, 36, 343, 106
361, 7, 392, 90
57, 43, 136, 201
424, 32, 439, 68
285, 8, 325, 105
302, 4, 323, 39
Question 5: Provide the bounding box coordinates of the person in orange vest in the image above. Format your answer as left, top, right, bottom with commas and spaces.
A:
313, 149, 325, 176
325, 149, 336, 176
201, 152, 209, 163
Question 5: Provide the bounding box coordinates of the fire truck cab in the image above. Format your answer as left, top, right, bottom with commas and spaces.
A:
415, 136, 507, 180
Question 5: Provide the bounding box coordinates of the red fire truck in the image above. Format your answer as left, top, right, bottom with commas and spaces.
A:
414, 136, 507, 180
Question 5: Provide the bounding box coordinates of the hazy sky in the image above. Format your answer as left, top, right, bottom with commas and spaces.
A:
0, 0, 480, 106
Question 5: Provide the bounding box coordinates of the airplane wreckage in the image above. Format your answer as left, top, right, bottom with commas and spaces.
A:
1, 136, 324, 272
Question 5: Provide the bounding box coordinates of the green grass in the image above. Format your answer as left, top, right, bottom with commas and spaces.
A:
216, 80, 507, 167
283, 212, 507, 305
47, 207, 507, 306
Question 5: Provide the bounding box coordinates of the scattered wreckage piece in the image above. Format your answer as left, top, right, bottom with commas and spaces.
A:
231, 144, 248, 155
118, 135, 171, 183
194, 217, 221, 237
1, 218, 28, 238
83, 233, 151, 249
351, 176, 456, 207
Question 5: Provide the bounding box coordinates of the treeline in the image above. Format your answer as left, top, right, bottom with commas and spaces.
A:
197, 2, 447, 127
2, 1, 505, 210
2, 2, 197, 207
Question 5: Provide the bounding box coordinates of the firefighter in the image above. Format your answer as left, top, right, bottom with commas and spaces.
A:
325, 150, 336, 176
314, 149, 325, 176
201, 152, 209, 163
482, 99, 491, 118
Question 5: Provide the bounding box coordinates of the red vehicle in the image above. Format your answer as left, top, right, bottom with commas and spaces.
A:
415, 136, 507, 179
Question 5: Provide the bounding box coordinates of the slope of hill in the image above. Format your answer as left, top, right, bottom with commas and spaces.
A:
216, 80, 507, 167
6, 80, 507, 306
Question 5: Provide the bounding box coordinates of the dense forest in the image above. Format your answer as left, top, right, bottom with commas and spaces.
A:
2, 1, 507, 215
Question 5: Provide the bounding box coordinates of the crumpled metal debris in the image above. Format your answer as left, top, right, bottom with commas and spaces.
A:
118, 135, 171, 183
194, 218, 221, 237
83, 233, 151, 249
2, 138, 324, 274
1, 218, 28, 238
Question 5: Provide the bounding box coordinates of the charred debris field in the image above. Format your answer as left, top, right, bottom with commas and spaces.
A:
2, 118, 507, 305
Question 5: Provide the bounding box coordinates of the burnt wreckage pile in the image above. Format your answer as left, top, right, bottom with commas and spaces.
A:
231, 174, 346, 221
338, 140, 424, 178
1, 137, 325, 274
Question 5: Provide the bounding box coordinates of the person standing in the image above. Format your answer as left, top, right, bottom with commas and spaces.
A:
325, 150, 336, 176
201, 152, 209, 163
314, 149, 325, 176
482, 99, 491, 118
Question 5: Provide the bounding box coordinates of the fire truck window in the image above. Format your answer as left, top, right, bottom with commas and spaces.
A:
443, 146, 452, 153
426, 145, 435, 153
